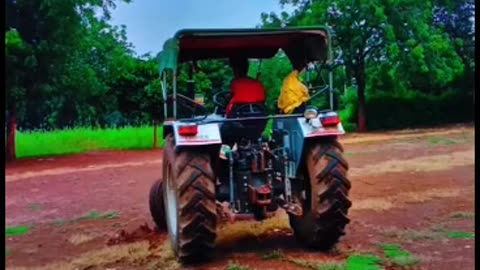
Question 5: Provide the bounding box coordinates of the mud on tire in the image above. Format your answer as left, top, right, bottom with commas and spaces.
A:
149, 179, 166, 231
289, 138, 352, 250
162, 135, 217, 262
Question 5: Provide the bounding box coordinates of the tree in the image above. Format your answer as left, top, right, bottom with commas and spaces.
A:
263, 0, 468, 131
5, 0, 130, 159
255, 54, 292, 113
263, 0, 395, 131
5, 29, 33, 160
432, 0, 474, 94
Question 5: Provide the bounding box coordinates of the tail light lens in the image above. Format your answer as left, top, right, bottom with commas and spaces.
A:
178, 124, 198, 136
320, 115, 340, 126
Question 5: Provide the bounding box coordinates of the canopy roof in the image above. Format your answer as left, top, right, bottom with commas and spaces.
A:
158, 26, 332, 74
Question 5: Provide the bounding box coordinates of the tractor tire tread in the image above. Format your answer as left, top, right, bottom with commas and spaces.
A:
289, 139, 352, 250
164, 135, 217, 263
149, 179, 167, 231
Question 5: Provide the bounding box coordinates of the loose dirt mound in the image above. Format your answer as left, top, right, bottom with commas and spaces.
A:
107, 223, 162, 249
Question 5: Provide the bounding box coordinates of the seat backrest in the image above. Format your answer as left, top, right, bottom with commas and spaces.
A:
228, 103, 268, 119
221, 103, 268, 143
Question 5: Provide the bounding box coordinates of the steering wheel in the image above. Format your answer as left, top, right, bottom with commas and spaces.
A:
213, 89, 231, 108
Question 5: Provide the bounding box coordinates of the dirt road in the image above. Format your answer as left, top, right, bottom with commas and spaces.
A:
5, 126, 475, 270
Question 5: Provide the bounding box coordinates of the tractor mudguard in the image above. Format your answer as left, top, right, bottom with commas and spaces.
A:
163, 121, 222, 147
273, 111, 345, 176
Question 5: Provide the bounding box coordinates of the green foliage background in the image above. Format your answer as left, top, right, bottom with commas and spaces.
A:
5, 0, 475, 134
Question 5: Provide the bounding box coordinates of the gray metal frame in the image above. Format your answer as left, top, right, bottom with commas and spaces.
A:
160, 63, 336, 121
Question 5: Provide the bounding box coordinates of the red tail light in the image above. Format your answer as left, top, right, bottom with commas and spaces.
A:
178, 125, 198, 136
321, 115, 340, 126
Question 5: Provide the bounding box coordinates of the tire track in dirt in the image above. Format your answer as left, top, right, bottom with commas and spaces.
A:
350, 148, 474, 177
5, 132, 474, 226
5, 159, 162, 182
339, 127, 473, 145
351, 187, 466, 211
5, 127, 473, 182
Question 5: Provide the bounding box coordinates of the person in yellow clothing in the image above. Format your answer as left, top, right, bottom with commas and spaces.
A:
277, 67, 310, 114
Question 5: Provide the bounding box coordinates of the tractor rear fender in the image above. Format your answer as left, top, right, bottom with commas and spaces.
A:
163, 120, 222, 167
273, 111, 345, 177
163, 120, 222, 145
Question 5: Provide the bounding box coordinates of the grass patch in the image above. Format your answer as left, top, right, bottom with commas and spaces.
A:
6, 249, 11, 257
49, 211, 119, 227
288, 258, 319, 269
345, 254, 381, 270
51, 219, 66, 227
317, 263, 346, 270
261, 252, 346, 270
429, 225, 474, 240
6, 226, 30, 237
432, 224, 448, 232
383, 227, 444, 241
261, 249, 285, 260
260, 250, 344, 270
261, 251, 378, 270
288, 258, 346, 270
352, 187, 463, 211
15, 126, 164, 158
377, 244, 420, 267
385, 226, 475, 242
226, 263, 252, 270
350, 150, 473, 178
28, 204, 43, 212
75, 211, 119, 221
446, 231, 474, 240
450, 212, 475, 219
428, 137, 457, 145
389, 256, 420, 267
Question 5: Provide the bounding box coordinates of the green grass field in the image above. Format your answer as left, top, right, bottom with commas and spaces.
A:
15, 126, 164, 159
13, 120, 273, 159
12, 118, 348, 159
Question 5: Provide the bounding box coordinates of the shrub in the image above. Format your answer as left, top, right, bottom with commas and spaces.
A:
338, 89, 473, 131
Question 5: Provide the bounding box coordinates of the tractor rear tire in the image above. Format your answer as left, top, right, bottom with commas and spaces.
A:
289, 138, 352, 250
149, 179, 166, 231
162, 135, 217, 263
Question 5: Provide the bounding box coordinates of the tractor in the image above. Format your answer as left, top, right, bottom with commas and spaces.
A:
149, 26, 351, 263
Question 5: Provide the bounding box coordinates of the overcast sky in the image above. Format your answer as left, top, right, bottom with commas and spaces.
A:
110, 0, 287, 56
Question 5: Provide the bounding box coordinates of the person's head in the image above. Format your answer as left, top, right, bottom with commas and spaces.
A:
298, 65, 307, 73
229, 57, 249, 78
292, 59, 307, 73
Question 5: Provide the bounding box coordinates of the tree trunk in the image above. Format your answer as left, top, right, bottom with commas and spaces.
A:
153, 120, 158, 149
471, 67, 475, 107
355, 61, 367, 133
6, 104, 16, 161
473, 75, 475, 123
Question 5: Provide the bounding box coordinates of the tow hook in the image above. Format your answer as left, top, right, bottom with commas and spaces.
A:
216, 201, 235, 223
276, 196, 303, 217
